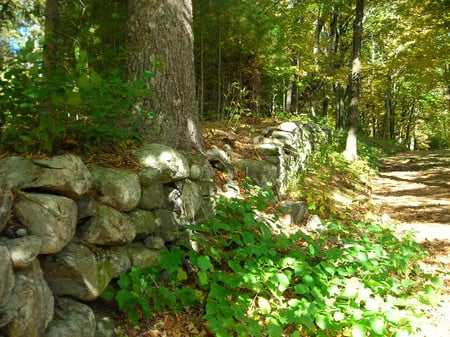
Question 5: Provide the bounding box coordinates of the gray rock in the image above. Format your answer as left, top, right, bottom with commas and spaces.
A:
272, 130, 296, 149
196, 180, 217, 197
235, 159, 279, 190
179, 179, 202, 221
205, 146, 234, 178
121, 242, 160, 269
278, 121, 299, 133
100, 248, 131, 278
164, 186, 182, 214
0, 157, 38, 189
94, 314, 115, 337
80, 204, 136, 246
0, 260, 54, 337
44, 297, 96, 337
40, 242, 113, 301
280, 200, 308, 226
0, 170, 12, 232
88, 301, 116, 337
0, 246, 14, 308
306, 214, 326, 232
138, 182, 167, 210
30, 154, 94, 198
128, 209, 158, 238
0, 235, 42, 268
89, 166, 141, 212
143, 236, 165, 250
133, 144, 190, 183
154, 209, 180, 242
257, 143, 282, 156
183, 152, 214, 181
14, 192, 77, 254
76, 198, 97, 220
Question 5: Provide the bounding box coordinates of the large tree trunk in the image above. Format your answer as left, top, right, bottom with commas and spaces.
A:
126, 0, 204, 151
344, 0, 364, 161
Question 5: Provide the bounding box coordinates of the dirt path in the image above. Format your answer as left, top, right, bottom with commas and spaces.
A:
371, 150, 450, 337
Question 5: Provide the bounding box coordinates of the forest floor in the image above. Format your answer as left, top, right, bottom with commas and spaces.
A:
111, 120, 450, 337
371, 150, 450, 337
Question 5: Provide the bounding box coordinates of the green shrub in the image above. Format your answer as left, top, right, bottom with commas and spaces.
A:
0, 40, 152, 154
103, 186, 441, 336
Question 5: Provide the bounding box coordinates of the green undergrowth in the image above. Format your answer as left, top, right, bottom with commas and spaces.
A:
102, 185, 442, 337
286, 135, 378, 220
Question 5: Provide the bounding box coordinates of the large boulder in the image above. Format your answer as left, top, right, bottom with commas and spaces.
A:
89, 166, 141, 212
79, 204, 136, 246
183, 152, 215, 181
40, 242, 114, 301
121, 243, 160, 269
154, 209, 180, 242
235, 159, 279, 190
14, 192, 77, 254
138, 182, 167, 210
44, 297, 96, 337
133, 144, 190, 184
0, 246, 14, 308
0, 235, 42, 269
127, 209, 158, 238
205, 146, 234, 178
179, 179, 202, 221
0, 157, 38, 189
0, 259, 54, 337
29, 154, 94, 198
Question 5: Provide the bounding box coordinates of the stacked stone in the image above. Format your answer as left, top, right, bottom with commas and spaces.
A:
0, 145, 215, 337
0, 121, 328, 337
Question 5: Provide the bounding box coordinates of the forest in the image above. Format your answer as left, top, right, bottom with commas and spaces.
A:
0, 0, 448, 154
0, 1, 449, 337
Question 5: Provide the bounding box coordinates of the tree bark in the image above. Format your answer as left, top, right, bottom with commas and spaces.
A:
43, 0, 58, 78
344, 0, 364, 161
126, 0, 204, 151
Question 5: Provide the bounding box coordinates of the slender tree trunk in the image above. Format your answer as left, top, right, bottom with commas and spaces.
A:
126, 0, 204, 151
43, 0, 58, 78
334, 82, 345, 130
344, 0, 364, 161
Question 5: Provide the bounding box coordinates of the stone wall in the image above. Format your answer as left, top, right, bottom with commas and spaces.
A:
0, 121, 327, 337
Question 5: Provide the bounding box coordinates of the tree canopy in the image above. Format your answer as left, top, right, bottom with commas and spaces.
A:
0, 0, 448, 153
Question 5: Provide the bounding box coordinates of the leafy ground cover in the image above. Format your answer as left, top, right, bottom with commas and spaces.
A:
103, 120, 447, 337
107, 187, 441, 337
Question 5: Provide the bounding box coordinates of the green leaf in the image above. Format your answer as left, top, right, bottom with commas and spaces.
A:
242, 231, 255, 245
351, 324, 366, 337
177, 267, 188, 281
116, 289, 135, 309
137, 297, 151, 318
127, 308, 140, 326
243, 212, 255, 227
197, 255, 214, 271
294, 284, 308, 294
100, 284, 116, 302
90, 70, 102, 87
248, 320, 262, 337
66, 91, 82, 106
117, 273, 131, 290
315, 314, 329, 330
431, 276, 443, 287
79, 74, 90, 89
325, 247, 342, 259
198, 270, 209, 287
369, 316, 386, 335
271, 271, 291, 293
267, 323, 283, 337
